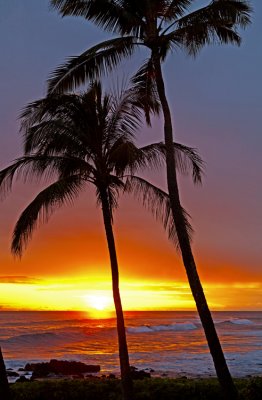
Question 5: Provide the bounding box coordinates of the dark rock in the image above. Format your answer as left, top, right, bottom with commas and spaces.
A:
6, 368, 14, 371
6, 371, 19, 377
144, 368, 154, 372
18, 368, 25, 372
15, 376, 29, 383
85, 374, 100, 379
130, 366, 151, 380
24, 364, 34, 372
107, 374, 116, 379
47, 373, 62, 378
72, 373, 84, 379
24, 359, 100, 378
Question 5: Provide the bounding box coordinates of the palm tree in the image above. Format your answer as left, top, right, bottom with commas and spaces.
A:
0, 82, 203, 400
47, 1, 252, 397
0, 347, 10, 400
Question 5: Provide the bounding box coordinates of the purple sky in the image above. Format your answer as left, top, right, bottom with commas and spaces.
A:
0, 1, 261, 287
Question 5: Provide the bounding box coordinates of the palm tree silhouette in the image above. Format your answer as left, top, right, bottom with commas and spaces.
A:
0, 347, 10, 400
48, 1, 252, 397
0, 82, 203, 400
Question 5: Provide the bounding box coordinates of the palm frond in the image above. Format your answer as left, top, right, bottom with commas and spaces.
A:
159, 0, 192, 24
130, 59, 161, 125
11, 175, 84, 256
95, 174, 125, 221
108, 139, 142, 175
0, 155, 93, 200
174, 142, 204, 184
0, 157, 53, 199
22, 120, 85, 156
138, 142, 204, 183
20, 93, 90, 152
169, 23, 239, 55
125, 175, 193, 248
50, 0, 144, 36
179, 0, 251, 28
106, 175, 125, 217
20, 93, 79, 121
21, 88, 112, 159
47, 37, 136, 94
171, 0, 252, 55
106, 85, 147, 141
108, 138, 204, 181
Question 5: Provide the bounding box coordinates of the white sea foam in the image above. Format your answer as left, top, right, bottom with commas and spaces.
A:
127, 322, 197, 333
127, 326, 153, 333
230, 319, 254, 325
215, 318, 254, 326
170, 322, 197, 331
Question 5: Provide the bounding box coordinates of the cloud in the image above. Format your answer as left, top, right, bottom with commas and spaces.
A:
0, 275, 41, 284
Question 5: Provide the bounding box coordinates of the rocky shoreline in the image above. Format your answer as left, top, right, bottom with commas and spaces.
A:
6, 359, 152, 383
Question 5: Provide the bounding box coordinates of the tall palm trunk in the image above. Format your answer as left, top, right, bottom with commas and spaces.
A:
153, 55, 238, 400
100, 187, 134, 400
0, 347, 11, 400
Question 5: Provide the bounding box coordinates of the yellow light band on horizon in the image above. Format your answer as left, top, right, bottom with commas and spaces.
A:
0, 278, 261, 311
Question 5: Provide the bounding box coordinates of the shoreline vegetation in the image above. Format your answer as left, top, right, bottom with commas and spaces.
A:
5, 358, 261, 399
9, 376, 262, 400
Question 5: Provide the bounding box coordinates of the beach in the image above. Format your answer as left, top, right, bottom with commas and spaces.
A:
1, 310, 261, 381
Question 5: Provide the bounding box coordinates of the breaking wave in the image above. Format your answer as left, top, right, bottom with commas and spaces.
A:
127, 322, 198, 334
230, 319, 254, 325
1, 331, 87, 346
217, 319, 254, 326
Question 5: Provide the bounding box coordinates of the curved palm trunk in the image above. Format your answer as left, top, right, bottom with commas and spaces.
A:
100, 187, 134, 400
153, 56, 238, 400
0, 347, 10, 400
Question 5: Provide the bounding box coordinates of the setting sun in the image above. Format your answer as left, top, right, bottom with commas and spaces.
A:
85, 294, 112, 311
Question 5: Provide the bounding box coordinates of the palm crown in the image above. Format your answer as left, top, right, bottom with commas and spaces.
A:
0, 82, 203, 256
48, 0, 251, 93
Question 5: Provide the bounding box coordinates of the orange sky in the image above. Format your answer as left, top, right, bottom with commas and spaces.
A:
0, 184, 261, 312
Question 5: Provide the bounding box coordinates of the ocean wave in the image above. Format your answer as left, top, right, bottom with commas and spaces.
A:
127, 326, 153, 333
4, 332, 59, 344
127, 322, 198, 334
216, 318, 254, 326
2, 330, 88, 345
230, 319, 254, 325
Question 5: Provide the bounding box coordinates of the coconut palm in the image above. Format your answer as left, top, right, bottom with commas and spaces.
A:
47, 1, 252, 397
0, 82, 203, 400
0, 347, 10, 400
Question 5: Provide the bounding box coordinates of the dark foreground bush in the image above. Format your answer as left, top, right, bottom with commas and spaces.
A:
10, 377, 262, 400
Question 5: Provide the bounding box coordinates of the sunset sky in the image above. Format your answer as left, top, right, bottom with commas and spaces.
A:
0, 1, 261, 312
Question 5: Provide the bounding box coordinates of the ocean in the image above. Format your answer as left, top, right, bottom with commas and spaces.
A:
0, 311, 261, 379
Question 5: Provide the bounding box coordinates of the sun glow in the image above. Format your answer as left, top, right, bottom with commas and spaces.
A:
0, 277, 261, 311
86, 294, 112, 311
83, 293, 114, 318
